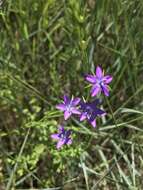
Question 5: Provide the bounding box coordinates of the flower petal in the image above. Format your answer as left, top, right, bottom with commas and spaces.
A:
72, 97, 81, 106
67, 139, 72, 145
89, 99, 100, 109
85, 75, 96, 83
91, 119, 96, 128
91, 85, 100, 97
95, 108, 106, 116
72, 108, 81, 115
64, 111, 72, 120
64, 95, 70, 104
56, 140, 65, 149
58, 125, 65, 133
66, 130, 71, 137
96, 66, 103, 78
102, 85, 109, 96
80, 113, 87, 121
79, 101, 87, 110
51, 134, 60, 140
56, 104, 65, 111
103, 75, 113, 84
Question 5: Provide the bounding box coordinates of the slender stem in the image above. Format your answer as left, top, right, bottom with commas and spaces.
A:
102, 96, 121, 146
105, 96, 117, 127
6, 128, 31, 190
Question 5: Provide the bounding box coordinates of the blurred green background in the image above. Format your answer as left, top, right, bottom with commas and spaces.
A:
0, 0, 143, 189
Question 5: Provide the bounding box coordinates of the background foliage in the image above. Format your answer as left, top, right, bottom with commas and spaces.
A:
0, 0, 143, 189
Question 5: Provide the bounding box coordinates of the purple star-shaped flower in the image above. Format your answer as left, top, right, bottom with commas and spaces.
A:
56, 95, 81, 120
79, 99, 106, 127
51, 126, 72, 149
85, 66, 113, 96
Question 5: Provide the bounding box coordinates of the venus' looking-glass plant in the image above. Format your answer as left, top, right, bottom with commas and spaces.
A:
56, 96, 81, 120
51, 66, 113, 149
85, 66, 113, 96
79, 99, 106, 128
51, 126, 72, 149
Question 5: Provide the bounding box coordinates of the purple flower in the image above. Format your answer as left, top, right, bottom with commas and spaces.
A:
51, 126, 72, 149
56, 95, 81, 120
85, 66, 113, 96
79, 99, 106, 128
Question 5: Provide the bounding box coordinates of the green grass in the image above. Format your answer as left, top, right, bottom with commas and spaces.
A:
0, 0, 143, 189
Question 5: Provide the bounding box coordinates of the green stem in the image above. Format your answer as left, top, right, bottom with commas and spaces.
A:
6, 128, 30, 190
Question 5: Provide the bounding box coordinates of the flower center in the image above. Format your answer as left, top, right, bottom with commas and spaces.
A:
85, 106, 93, 118
66, 104, 72, 112
60, 132, 66, 140
97, 78, 104, 86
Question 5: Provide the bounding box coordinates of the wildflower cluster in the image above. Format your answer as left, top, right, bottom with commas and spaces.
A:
51, 66, 113, 149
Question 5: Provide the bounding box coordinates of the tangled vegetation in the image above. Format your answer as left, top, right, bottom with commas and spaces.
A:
0, 0, 143, 189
